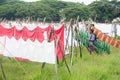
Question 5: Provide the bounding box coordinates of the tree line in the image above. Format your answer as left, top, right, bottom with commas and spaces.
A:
0, 0, 119, 23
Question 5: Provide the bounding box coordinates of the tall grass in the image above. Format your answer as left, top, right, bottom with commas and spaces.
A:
0, 46, 120, 80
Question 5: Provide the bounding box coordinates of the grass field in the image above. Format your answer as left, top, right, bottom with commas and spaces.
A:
0, 46, 120, 80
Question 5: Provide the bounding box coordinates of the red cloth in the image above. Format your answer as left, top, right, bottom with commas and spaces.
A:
0, 24, 65, 60
55, 24, 64, 60
46, 24, 64, 60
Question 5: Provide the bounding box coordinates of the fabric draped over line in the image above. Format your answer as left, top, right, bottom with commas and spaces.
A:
91, 26, 120, 48
0, 24, 64, 63
0, 25, 51, 42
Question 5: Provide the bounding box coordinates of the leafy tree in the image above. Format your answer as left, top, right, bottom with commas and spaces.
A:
88, 0, 119, 22
63, 7, 90, 21
0, 0, 119, 22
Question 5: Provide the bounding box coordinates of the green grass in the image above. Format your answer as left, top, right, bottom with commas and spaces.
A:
0, 46, 120, 80
116, 36, 120, 41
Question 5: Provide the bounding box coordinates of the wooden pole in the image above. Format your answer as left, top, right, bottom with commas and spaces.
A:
57, 39, 71, 75
0, 63, 6, 80
74, 17, 79, 57
64, 22, 71, 53
53, 23, 71, 75
69, 19, 74, 65
55, 56, 58, 80
54, 30, 58, 80
76, 16, 82, 58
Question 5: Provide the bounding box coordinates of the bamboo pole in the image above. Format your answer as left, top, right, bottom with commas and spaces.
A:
0, 63, 6, 80
54, 24, 71, 74
76, 16, 82, 58
69, 19, 74, 65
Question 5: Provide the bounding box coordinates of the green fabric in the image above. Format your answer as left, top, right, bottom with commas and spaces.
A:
76, 30, 110, 54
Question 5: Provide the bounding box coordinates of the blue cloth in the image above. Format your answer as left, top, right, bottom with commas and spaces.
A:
89, 34, 96, 42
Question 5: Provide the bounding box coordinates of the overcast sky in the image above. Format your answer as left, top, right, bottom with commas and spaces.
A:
21, 0, 97, 5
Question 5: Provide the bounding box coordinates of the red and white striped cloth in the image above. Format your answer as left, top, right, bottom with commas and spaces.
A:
0, 24, 64, 64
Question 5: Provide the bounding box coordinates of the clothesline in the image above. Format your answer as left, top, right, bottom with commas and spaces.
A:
0, 20, 61, 29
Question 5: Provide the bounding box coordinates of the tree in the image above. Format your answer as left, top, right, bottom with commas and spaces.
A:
63, 7, 90, 21
88, 0, 119, 22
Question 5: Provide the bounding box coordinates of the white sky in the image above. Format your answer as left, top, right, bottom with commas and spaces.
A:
21, 0, 97, 5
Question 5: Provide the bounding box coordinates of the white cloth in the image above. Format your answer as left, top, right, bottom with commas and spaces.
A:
4, 37, 56, 64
